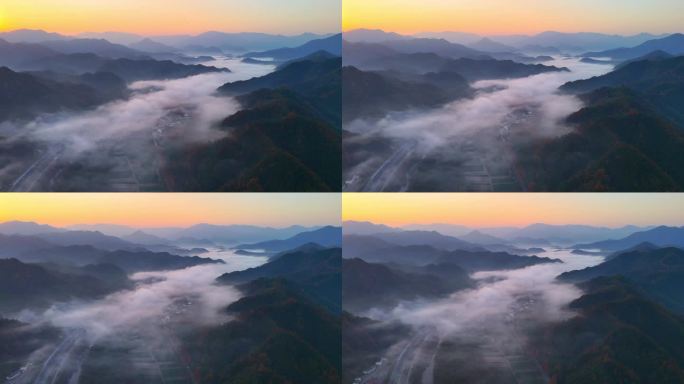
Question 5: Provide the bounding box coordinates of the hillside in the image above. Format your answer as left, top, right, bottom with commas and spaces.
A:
236, 226, 342, 252
342, 258, 473, 312
0, 67, 105, 121
217, 247, 341, 312
342, 66, 471, 121
533, 277, 684, 383
562, 56, 684, 127
245, 34, 341, 61
573, 226, 684, 250
0, 258, 130, 312
558, 247, 684, 313
581, 33, 684, 61
517, 87, 684, 191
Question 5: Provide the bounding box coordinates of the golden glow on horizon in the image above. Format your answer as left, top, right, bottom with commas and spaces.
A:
343, 194, 684, 228
0, 0, 340, 35
343, 0, 684, 35
0, 194, 340, 228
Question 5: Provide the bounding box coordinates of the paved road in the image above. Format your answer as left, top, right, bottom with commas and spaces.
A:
9, 145, 64, 192
33, 329, 86, 384
362, 142, 416, 192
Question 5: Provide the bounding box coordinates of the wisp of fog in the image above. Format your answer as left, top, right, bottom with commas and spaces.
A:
347, 58, 614, 153
367, 249, 603, 340
22, 250, 266, 341
21, 58, 274, 155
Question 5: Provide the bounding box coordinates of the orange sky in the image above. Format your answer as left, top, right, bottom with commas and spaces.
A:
343, 0, 684, 35
0, 194, 340, 228
0, 0, 340, 35
343, 194, 684, 228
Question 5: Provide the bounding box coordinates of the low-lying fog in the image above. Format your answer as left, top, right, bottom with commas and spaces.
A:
348, 58, 612, 148
374, 249, 601, 337
22, 249, 266, 341
1, 58, 274, 191
344, 58, 615, 191
356, 248, 605, 384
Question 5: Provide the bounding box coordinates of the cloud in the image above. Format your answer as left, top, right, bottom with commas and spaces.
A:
23, 251, 266, 341
364, 250, 603, 340
347, 58, 613, 153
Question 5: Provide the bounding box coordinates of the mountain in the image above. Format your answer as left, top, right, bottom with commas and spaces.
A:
495, 31, 665, 52
245, 34, 341, 61
127, 38, 177, 53
5, 238, 221, 272
368, 230, 483, 252
574, 226, 684, 251
153, 32, 329, 52
170, 224, 317, 244
342, 40, 399, 68
440, 57, 568, 81
459, 230, 507, 245
66, 224, 141, 237
342, 66, 470, 121
0, 29, 68, 43
166, 88, 341, 192
343, 29, 408, 43
76, 32, 144, 45
343, 235, 446, 267
380, 38, 484, 59
582, 33, 684, 61
32, 230, 137, 251
562, 55, 684, 94
533, 276, 684, 383
414, 31, 483, 45
165, 57, 341, 192
184, 278, 341, 383
38, 38, 146, 59
186, 243, 342, 382
502, 223, 647, 244
0, 233, 57, 258
342, 258, 473, 312
0, 258, 130, 312
0, 221, 62, 235
236, 226, 342, 252
97, 58, 228, 82
560, 246, 684, 314
517, 87, 684, 191
342, 234, 394, 256
0, 38, 59, 69
121, 230, 169, 245
343, 234, 557, 271
219, 54, 338, 96
0, 67, 107, 121
349, 48, 567, 81
217, 247, 340, 312
562, 56, 684, 128
342, 221, 397, 235
468, 38, 516, 53
615, 49, 674, 69
219, 55, 340, 127
436, 249, 561, 272
99, 249, 222, 273
560, 246, 684, 281
399, 223, 472, 237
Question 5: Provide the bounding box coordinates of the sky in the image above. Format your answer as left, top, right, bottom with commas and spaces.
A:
0, 0, 340, 35
0, 194, 341, 228
343, 193, 684, 228
343, 0, 684, 35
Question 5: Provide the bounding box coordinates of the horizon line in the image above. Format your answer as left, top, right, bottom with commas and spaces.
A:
343, 220, 676, 230
0, 27, 339, 38
342, 27, 679, 38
